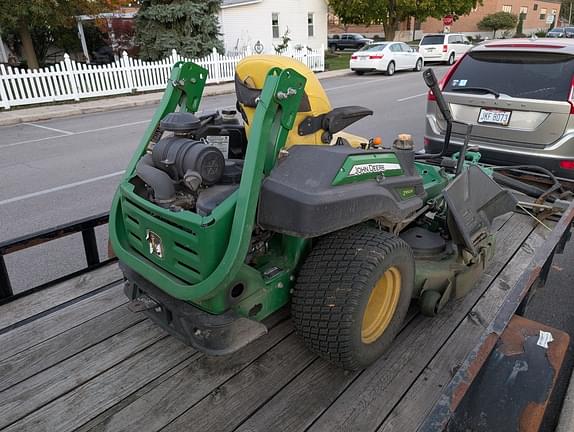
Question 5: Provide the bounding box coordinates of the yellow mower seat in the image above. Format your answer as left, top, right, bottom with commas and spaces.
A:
235, 55, 367, 148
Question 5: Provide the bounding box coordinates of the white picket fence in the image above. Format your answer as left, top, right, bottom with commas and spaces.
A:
0, 46, 325, 110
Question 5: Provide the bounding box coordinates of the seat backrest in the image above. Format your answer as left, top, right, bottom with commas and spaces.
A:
235, 55, 332, 148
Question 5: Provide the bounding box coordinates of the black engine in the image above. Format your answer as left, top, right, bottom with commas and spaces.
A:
134, 111, 247, 215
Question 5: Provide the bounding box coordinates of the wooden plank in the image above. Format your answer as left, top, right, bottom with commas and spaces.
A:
0, 303, 144, 393
3, 336, 195, 432
0, 263, 123, 332
377, 223, 551, 432
233, 213, 534, 432
235, 315, 421, 432
0, 284, 126, 362
86, 320, 293, 432
0, 320, 167, 430
163, 333, 316, 432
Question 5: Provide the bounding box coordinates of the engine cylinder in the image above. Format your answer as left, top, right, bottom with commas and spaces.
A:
152, 136, 225, 186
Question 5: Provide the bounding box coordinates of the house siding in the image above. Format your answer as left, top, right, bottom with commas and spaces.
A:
220, 0, 327, 53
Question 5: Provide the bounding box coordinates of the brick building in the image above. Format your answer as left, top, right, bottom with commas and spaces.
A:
329, 0, 562, 41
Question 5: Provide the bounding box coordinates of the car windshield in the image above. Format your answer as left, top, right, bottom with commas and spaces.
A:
549, 29, 564, 33
420, 35, 445, 45
359, 44, 387, 52
444, 51, 574, 102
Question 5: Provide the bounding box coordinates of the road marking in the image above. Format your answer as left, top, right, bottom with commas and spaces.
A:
0, 120, 149, 149
397, 92, 427, 102
0, 171, 125, 206
22, 122, 74, 135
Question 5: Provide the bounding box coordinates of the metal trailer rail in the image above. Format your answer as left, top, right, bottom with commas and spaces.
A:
0, 213, 115, 302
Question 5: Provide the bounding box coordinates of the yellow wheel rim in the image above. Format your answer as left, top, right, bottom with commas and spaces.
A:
361, 266, 401, 344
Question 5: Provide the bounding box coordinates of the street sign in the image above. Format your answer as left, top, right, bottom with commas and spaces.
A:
443, 15, 454, 26
443, 25, 451, 33
546, 14, 555, 24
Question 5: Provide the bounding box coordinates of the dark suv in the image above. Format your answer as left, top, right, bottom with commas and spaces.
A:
424, 38, 574, 179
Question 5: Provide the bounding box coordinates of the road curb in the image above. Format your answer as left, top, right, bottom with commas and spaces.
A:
0, 69, 353, 127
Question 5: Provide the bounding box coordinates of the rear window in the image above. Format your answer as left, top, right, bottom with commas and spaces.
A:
444, 51, 574, 102
420, 35, 445, 45
359, 44, 387, 51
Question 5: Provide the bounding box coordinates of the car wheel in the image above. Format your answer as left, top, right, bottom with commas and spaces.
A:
329, 44, 337, 52
413, 58, 423, 72
447, 52, 455, 65
385, 61, 395, 76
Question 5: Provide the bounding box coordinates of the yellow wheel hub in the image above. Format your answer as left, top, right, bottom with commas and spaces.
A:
361, 266, 401, 344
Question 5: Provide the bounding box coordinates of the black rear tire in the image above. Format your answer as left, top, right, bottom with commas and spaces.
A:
291, 225, 415, 370
447, 52, 455, 65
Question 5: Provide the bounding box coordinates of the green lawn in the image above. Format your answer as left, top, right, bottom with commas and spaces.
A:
325, 52, 352, 71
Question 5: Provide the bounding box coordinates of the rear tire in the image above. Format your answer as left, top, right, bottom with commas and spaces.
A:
291, 225, 415, 370
447, 53, 455, 65
413, 58, 423, 72
385, 61, 396, 76
329, 44, 337, 52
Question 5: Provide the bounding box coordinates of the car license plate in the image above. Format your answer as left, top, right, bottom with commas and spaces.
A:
478, 109, 512, 126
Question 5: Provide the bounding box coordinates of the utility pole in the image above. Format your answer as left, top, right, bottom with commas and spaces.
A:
570, 0, 573, 25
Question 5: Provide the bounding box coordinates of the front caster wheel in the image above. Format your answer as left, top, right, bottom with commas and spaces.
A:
291, 225, 415, 370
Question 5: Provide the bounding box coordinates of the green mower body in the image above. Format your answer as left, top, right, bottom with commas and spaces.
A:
110, 60, 515, 368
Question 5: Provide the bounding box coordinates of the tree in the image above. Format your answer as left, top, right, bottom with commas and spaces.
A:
329, 0, 480, 41
135, 0, 223, 61
0, 1, 120, 69
478, 12, 518, 38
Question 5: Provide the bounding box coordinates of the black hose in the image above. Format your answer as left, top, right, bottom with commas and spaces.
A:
492, 165, 562, 202
136, 154, 176, 205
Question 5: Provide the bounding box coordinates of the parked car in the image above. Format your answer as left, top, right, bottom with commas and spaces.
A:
547, 27, 574, 38
424, 38, 574, 179
328, 33, 374, 51
418, 33, 472, 65
350, 42, 424, 76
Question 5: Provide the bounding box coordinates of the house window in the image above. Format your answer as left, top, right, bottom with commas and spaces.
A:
502, 5, 512, 12
533, 4, 538, 11
540, 8, 547, 20
308, 13, 314, 37
272, 13, 279, 38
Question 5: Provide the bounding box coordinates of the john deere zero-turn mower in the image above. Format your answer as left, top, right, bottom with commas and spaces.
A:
109, 56, 519, 370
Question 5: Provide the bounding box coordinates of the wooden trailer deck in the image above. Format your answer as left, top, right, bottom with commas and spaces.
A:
0, 210, 569, 432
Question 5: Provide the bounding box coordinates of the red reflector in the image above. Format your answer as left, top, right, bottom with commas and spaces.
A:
560, 160, 574, 170
351, 55, 357, 60
424, 137, 430, 146
369, 55, 384, 59
569, 75, 574, 114
443, 45, 448, 53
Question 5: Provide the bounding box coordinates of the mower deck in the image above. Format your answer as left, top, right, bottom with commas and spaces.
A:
1, 208, 571, 431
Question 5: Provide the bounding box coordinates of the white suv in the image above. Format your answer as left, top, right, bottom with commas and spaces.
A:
418, 33, 472, 65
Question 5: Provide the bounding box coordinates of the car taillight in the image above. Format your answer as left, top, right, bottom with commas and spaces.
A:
428, 53, 467, 102
560, 160, 574, 170
569, 75, 574, 114
442, 44, 448, 53
369, 54, 384, 59
351, 55, 358, 60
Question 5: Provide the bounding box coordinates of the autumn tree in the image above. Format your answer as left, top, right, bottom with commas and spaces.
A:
478, 12, 518, 38
0, 0, 122, 69
329, 0, 481, 41
135, 0, 223, 61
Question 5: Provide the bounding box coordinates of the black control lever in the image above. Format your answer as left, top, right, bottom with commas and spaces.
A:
420, 68, 453, 159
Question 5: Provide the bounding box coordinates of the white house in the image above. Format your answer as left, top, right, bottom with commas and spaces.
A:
219, 0, 328, 54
